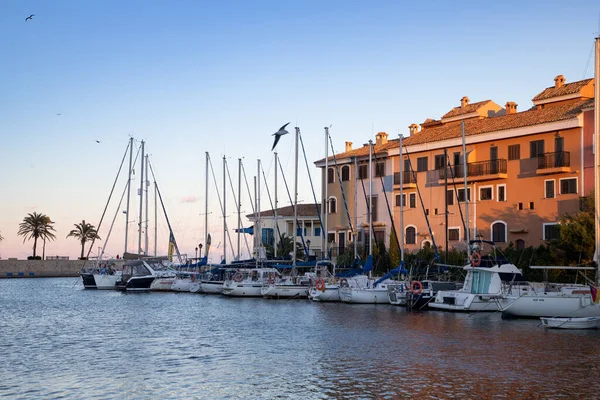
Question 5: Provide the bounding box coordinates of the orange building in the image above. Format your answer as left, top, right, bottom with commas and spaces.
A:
316, 75, 595, 256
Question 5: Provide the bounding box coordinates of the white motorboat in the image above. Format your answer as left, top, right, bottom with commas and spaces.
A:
222, 268, 279, 297
541, 316, 600, 329
339, 277, 399, 304
115, 260, 158, 292
310, 275, 369, 302
429, 240, 526, 312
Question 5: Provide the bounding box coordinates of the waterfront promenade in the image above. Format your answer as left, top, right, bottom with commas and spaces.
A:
0, 259, 93, 278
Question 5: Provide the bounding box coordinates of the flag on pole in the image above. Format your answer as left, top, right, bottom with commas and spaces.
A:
168, 232, 175, 262
590, 285, 600, 304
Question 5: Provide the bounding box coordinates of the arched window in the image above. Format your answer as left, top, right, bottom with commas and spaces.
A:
341, 166, 350, 181
328, 197, 337, 214
491, 221, 507, 243
327, 168, 335, 183
516, 239, 525, 250
405, 226, 416, 244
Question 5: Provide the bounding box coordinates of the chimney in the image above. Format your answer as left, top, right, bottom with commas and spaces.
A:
554, 75, 565, 88
345, 141, 353, 152
460, 96, 470, 108
375, 132, 388, 146
505, 101, 518, 114
409, 123, 419, 136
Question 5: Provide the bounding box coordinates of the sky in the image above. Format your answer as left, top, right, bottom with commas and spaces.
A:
1, 0, 599, 262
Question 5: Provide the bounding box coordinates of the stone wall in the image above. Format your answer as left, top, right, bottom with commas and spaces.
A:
0, 259, 96, 278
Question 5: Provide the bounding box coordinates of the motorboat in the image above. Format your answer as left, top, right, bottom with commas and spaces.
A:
429, 240, 526, 312
540, 316, 600, 329
93, 262, 122, 290
115, 260, 158, 291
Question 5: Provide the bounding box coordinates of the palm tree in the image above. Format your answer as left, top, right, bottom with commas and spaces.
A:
265, 233, 305, 260
0, 230, 3, 241
17, 212, 56, 258
66, 220, 101, 260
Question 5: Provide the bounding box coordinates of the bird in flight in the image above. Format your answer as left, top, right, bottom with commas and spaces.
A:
56, 113, 61, 116
95, 140, 101, 143
25, 14, 35, 22
271, 122, 290, 151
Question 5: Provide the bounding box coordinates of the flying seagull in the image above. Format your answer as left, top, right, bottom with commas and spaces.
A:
25, 14, 35, 21
271, 122, 290, 151
56, 113, 61, 116
95, 140, 101, 143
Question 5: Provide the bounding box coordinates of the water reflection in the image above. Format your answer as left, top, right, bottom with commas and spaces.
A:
1, 278, 599, 399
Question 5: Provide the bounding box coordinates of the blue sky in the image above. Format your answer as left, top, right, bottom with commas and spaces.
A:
1, 0, 599, 261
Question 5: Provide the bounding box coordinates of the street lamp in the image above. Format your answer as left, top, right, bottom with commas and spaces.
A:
198, 243, 203, 258
195, 247, 198, 259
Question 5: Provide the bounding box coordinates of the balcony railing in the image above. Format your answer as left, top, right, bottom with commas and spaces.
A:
537, 151, 570, 169
438, 159, 507, 180
393, 172, 417, 185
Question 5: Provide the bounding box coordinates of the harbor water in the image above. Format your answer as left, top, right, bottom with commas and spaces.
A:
1, 278, 600, 399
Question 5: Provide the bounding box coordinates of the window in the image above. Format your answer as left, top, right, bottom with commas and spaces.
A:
297, 227, 307, 236
448, 228, 460, 241
403, 159, 411, 173
434, 154, 445, 170
457, 188, 471, 202
508, 144, 520, 160
545, 180, 555, 199
327, 167, 335, 183
559, 178, 577, 194
327, 233, 335, 244
375, 162, 385, 177
453, 152, 461, 166
529, 202, 534, 210
530, 140, 545, 158
417, 157, 428, 172
406, 226, 416, 244
314, 227, 321, 237
358, 164, 367, 179
328, 197, 337, 213
497, 184, 506, 202
262, 228, 274, 246
341, 166, 350, 181
425, 209, 429, 215
479, 186, 493, 201
518, 202, 523, 210
409, 193, 416, 208
370, 196, 378, 222
516, 239, 525, 250
434, 208, 438, 215
446, 190, 454, 206
395, 194, 406, 207
491, 221, 507, 243
543, 223, 560, 241
374, 230, 385, 246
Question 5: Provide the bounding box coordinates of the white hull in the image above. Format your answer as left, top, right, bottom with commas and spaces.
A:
541, 316, 600, 329
189, 282, 202, 293
93, 273, 121, 290
200, 281, 223, 294
309, 285, 340, 302
429, 291, 501, 311
501, 293, 600, 318
171, 279, 194, 292
151, 277, 175, 291
340, 287, 390, 304
222, 281, 263, 297
261, 284, 310, 299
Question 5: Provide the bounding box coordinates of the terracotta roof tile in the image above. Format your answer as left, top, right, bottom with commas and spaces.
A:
403, 99, 592, 147
315, 140, 398, 164
246, 203, 321, 219
442, 100, 494, 119
532, 78, 593, 101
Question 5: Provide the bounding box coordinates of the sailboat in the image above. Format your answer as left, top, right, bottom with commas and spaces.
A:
497, 37, 600, 320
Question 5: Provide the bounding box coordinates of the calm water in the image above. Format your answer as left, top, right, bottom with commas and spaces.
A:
1, 278, 600, 399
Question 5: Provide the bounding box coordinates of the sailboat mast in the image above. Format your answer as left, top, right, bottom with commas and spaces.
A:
323, 127, 329, 259
223, 155, 227, 264
124, 137, 133, 254
254, 176, 258, 265
353, 156, 358, 260
138, 140, 145, 256
274, 152, 279, 258
257, 159, 261, 262
154, 180, 157, 257
594, 36, 600, 284
205, 152, 209, 257
293, 127, 299, 267
399, 134, 404, 263
462, 121, 470, 260
444, 148, 449, 262
368, 139, 373, 257
144, 154, 149, 255
237, 158, 242, 261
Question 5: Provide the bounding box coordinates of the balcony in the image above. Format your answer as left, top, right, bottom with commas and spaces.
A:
393, 171, 417, 189
437, 159, 507, 183
536, 151, 571, 175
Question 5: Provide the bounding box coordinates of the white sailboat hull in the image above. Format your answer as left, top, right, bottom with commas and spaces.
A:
151, 277, 175, 291
309, 285, 340, 302
200, 281, 223, 294
261, 284, 309, 299
429, 291, 501, 312
222, 281, 263, 297
339, 287, 390, 304
93, 273, 121, 290
171, 279, 194, 292
501, 293, 600, 318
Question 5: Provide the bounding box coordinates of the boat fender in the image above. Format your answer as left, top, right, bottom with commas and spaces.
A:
411, 281, 423, 295
470, 252, 481, 267
315, 278, 326, 292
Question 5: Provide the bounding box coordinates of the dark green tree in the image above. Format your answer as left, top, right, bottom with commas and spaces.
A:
66, 220, 101, 260
17, 212, 56, 258
264, 233, 305, 260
